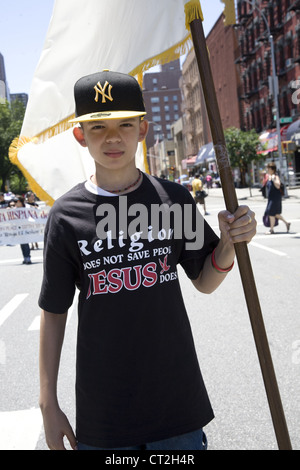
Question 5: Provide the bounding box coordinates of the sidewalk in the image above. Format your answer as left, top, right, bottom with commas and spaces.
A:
204, 185, 300, 201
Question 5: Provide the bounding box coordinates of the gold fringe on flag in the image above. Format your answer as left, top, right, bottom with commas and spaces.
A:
184, 0, 204, 30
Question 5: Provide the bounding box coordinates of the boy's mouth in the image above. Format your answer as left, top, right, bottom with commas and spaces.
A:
104, 151, 124, 158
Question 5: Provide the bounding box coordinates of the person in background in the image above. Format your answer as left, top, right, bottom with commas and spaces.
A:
13, 196, 32, 265
0, 192, 8, 209
26, 191, 39, 250
192, 173, 208, 215
265, 162, 290, 235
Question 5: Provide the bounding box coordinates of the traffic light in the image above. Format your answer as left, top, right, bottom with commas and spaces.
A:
221, 0, 236, 26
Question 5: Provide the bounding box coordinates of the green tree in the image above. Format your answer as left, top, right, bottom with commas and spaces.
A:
224, 127, 263, 188
0, 100, 26, 193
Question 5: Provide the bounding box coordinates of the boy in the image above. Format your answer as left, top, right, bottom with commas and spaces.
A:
39, 70, 256, 450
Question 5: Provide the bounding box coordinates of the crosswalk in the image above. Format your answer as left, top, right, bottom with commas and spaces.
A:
0, 294, 29, 328
0, 290, 79, 332
0, 289, 79, 450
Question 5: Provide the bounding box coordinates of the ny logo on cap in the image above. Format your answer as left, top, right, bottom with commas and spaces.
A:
94, 81, 113, 104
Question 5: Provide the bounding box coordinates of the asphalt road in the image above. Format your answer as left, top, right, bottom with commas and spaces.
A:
0, 187, 299, 450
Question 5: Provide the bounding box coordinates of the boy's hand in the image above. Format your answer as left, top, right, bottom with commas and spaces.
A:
42, 405, 77, 450
218, 205, 256, 245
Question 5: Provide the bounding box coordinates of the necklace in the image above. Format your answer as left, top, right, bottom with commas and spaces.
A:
105, 170, 142, 194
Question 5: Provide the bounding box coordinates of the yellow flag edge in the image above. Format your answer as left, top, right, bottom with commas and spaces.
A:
8, 0, 203, 204
9, 136, 55, 206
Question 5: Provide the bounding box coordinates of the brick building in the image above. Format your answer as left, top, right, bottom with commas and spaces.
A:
143, 60, 182, 149
235, 0, 300, 177
180, 13, 242, 161
236, 0, 300, 131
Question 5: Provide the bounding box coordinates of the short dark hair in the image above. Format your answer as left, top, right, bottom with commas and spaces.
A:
267, 162, 277, 171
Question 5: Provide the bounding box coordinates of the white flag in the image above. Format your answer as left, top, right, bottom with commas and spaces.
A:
10, 0, 203, 205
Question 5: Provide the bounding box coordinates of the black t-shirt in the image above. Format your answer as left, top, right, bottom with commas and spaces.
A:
39, 175, 219, 448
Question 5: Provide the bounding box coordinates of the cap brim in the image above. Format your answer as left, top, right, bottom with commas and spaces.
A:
69, 110, 147, 123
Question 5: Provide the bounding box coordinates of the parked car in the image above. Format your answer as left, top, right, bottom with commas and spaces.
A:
180, 177, 192, 192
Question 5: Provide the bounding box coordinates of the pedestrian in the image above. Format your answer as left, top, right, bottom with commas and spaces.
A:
192, 172, 208, 215
39, 70, 256, 451
0, 192, 8, 209
25, 191, 39, 250
264, 162, 290, 235
260, 171, 268, 199
205, 173, 212, 189
12, 196, 32, 265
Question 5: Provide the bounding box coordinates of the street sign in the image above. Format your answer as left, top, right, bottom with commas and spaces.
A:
280, 117, 293, 124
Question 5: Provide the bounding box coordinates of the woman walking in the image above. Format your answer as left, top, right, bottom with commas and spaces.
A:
265, 162, 290, 235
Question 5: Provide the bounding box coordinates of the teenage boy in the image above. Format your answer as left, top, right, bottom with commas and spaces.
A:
39, 70, 256, 450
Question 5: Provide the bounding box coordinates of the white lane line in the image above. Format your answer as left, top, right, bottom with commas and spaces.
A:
28, 289, 79, 331
27, 315, 40, 331
0, 294, 29, 328
254, 232, 300, 240
0, 408, 43, 450
249, 241, 287, 257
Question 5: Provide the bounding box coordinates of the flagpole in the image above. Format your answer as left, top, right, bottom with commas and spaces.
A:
189, 18, 292, 450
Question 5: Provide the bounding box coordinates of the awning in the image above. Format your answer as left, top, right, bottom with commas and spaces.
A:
181, 156, 196, 169
285, 119, 300, 143
258, 124, 295, 155
195, 142, 215, 165
186, 156, 196, 166
257, 129, 278, 155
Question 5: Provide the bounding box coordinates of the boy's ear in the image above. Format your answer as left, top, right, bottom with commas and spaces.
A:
138, 119, 149, 142
73, 126, 87, 147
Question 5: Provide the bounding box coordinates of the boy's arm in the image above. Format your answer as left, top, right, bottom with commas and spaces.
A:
39, 310, 77, 450
192, 205, 256, 294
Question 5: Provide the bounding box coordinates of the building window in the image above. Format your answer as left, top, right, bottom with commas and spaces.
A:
173, 95, 178, 102
151, 106, 161, 113
151, 97, 159, 103
153, 115, 161, 122
164, 96, 169, 102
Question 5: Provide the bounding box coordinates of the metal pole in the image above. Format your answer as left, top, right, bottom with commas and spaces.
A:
189, 16, 292, 451
270, 35, 286, 191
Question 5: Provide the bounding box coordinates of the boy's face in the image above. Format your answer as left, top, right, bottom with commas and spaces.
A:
73, 117, 148, 172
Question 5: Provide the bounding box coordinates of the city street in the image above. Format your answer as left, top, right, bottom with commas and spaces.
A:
0, 186, 299, 450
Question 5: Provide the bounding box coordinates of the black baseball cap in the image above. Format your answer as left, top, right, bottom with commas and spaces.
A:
69, 70, 147, 123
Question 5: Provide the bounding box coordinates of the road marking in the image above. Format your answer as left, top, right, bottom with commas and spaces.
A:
28, 315, 40, 331
28, 289, 79, 331
0, 294, 29, 328
250, 241, 287, 257
0, 408, 43, 450
254, 232, 300, 239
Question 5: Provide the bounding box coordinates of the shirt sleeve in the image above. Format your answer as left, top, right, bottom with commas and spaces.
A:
38, 205, 80, 314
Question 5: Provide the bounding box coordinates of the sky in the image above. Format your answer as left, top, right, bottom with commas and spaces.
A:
0, 0, 225, 95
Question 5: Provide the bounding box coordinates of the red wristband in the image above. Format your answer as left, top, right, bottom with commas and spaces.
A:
211, 248, 234, 273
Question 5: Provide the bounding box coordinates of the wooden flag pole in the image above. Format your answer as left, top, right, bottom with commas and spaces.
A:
189, 18, 292, 450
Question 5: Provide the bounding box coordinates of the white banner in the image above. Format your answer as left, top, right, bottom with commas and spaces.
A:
0, 207, 49, 246
9, 0, 203, 206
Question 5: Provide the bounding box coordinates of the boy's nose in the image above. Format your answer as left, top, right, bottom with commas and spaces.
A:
105, 129, 121, 143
